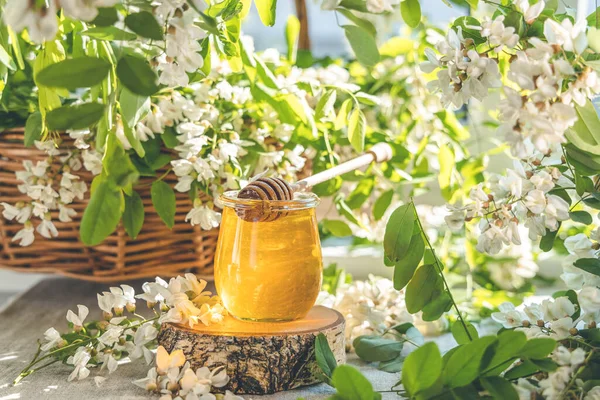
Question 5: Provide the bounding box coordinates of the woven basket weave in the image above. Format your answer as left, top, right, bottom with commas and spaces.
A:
0, 128, 219, 282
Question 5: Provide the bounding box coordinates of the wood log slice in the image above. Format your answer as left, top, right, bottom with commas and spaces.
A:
157, 306, 345, 395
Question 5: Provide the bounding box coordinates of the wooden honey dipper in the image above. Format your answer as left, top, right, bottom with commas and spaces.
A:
237, 143, 393, 221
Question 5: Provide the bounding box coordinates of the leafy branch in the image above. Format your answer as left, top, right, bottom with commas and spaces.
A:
383, 200, 473, 342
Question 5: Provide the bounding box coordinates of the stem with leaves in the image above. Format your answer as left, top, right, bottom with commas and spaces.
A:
411, 202, 473, 341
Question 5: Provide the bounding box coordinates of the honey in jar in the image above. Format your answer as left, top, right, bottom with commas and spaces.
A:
214, 191, 323, 322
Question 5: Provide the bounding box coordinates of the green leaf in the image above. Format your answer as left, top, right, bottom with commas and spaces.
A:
36, 57, 110, 90
335, 98, 353, 130
570, 210, 593, 225
378, 356, 404, 373
80, 181, 124, 246
384, 204, 416, 264
402, 342, 442, 397
81, 26, 137, 41
46, 103, 105, 131
285, 15, 300, 63
520, 338, 556, 359
336, 8, 376, 36
117, 55, 159, 96
405, 264, 442, 314
332, 365, 376, 400
24, 112, 43, 147
483, 331, 527, 376
315, 333, 338, 380
443, 336, 497, 388
123, 191, 145, 240
353, 336, 403, 362
451, 322, 478, 345
421, 292, 452, 321
393, 231, 424, 290
104, 134, 139, 188
315, 89, 337, 121
539, 227, 559, 252
255, 0, 277, 26
391, 322, 424, 345
574, 258, 600, 277
343, 25, 380, 67
480, 377, 519, 400
373, 189, 393, 221
438, 144, 455, 201
346, 178, 374, 209
120, 88, 150, 127
125, 11, 163, 40
565, 101, 600, 155
347, 107, 366, 153
504, 359, 557, 380
92, 7, 119, 26
401, 0, 422, 28
0, 44, 15, 71
151, 181, 176, 229
322, 219, 353, 237
452, 16, 485, 44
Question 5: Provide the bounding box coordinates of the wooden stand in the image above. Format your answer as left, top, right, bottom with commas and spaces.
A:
157, 306, 345, 395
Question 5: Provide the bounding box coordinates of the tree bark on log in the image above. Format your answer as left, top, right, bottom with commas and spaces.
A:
157, 306, 345, 395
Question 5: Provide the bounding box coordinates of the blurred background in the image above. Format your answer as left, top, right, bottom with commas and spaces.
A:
0, 0, 595, 303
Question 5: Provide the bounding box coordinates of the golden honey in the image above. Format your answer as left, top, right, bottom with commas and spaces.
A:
214, 191, 323, 322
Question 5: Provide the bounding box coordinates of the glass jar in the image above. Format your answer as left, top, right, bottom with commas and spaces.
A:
214, 191, 323, 322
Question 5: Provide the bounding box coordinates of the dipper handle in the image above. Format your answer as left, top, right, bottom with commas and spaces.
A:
293, 143, 393, 192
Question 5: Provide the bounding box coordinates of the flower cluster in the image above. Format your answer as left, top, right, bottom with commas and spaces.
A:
492, 284, 600, 339
423, 3, 600, 158
2, 0, 119, 43
513, 345, 590, 399
1, 140, 101, 246
445, 150, 574, 255
19, 274, 227, 385
318, 275, 413, 345
134, 346, 243, 400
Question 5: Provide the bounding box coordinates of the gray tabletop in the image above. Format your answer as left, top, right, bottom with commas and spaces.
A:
0, 277, 428, 400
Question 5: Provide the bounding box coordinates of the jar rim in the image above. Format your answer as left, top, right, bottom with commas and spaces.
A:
219, 190, 320, 211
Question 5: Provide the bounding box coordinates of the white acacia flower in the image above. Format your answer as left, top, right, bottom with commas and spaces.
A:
66, 305, 89, 329
61, 0, 119, 21
156, 346, 186, 375
542, 297, 575, 321
136, 278, 168, 304
579, 286, 600, 318
491, 302, 528, 328
553, 346, 586, 366
564, 234, 594, 258
58, 205, 77, 223
530, 170, 554, 193
2, 0, 58, 43
524, 189, 546, 214
67, 347, 91, 381
185, 206, 221, 230
515, 0, 545, 24
549, 317, 574, 339
1, 202, 31, 223
98, 325, 124, 347
41, 327, 62, 351
36, 218, 58, 239
544, 195, 570, 230
366, 0, 399, 13
12, 224, 35, 246
133, 367, 159, 391
127, 322, 158, 364
544, 18, 588, 54
585, 386, 600, 400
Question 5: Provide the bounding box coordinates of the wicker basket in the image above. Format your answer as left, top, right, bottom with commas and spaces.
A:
0, 128, 219, 282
